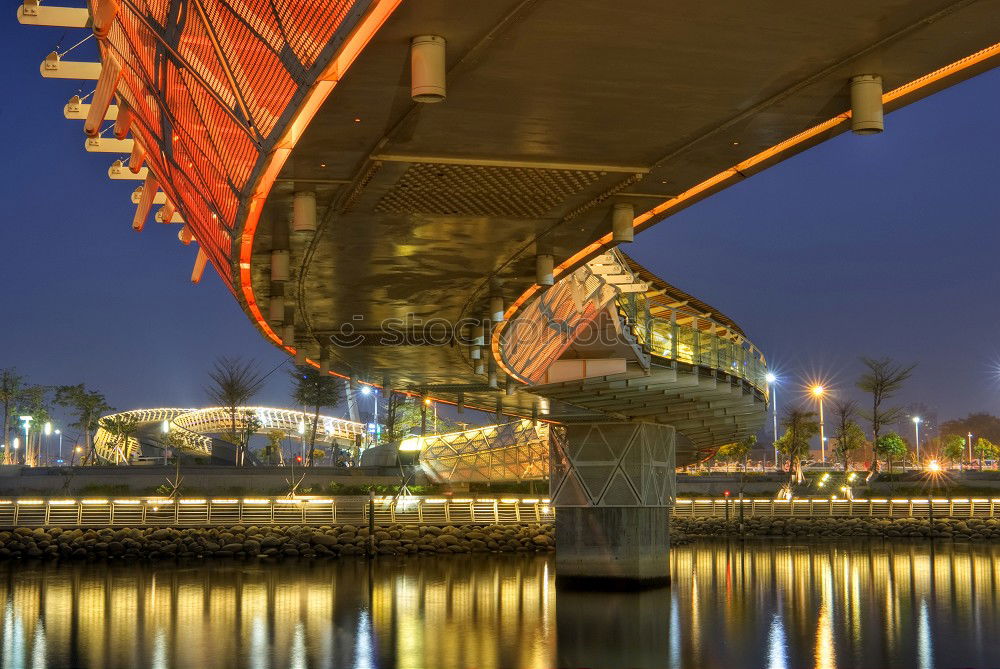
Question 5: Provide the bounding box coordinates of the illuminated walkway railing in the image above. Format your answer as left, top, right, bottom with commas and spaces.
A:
1, 495, 996, 527
617, 290, 769, 395
0, 496, 552, 528
675, 497, 1000, 518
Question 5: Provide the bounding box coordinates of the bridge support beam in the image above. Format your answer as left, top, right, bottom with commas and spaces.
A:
550, 421, 675, 587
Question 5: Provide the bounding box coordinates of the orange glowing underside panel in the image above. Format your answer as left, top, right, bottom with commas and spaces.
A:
102, 0, 391, 300
501, 266, 618, 385
492, 41, 1000, 382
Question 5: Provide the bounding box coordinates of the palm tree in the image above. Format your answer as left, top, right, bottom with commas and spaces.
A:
98, 414, 140, 464
290, 366, 341, 466
0, 369, 25, 465
15, 385, 49, 466
857, 356, 915, 479
205, 357, 265, 466
54, 384, 112, 465
776, 408, 819, 485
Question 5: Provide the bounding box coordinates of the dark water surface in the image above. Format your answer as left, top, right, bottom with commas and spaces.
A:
0, 540, 997, 668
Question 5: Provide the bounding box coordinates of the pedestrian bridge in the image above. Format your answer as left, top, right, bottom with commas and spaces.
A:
20, 0, 999, 464
93, 407, 366, 464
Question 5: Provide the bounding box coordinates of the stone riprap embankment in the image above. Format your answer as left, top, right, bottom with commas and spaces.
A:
0, 523, 555, 561
672, 516, 1000, 541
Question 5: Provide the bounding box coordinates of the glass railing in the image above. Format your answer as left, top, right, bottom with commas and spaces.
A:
617, 292, 769, 397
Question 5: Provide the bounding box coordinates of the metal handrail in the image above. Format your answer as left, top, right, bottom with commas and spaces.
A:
0, 495, 553, 528
617, 292, 769, 396
673, 496, 1000, 518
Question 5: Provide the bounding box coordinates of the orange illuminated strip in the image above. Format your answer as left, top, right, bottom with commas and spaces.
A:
237, 0, 404, 368
491, 41, 1000, 381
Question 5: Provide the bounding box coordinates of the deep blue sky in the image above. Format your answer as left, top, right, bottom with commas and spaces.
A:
3, 21, 1000, 431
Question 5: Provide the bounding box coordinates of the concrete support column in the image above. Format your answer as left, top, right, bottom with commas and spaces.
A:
549, 421, 675, 587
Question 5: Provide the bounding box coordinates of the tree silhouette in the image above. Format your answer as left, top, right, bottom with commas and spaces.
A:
205, 357, 265, 466
290, 367, 341, 466
54, 384, 112, 465
777, 408, 818, 485
857, 356, 915, 479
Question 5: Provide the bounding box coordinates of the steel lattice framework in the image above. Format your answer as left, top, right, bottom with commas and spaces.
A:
93, 406, 365, 463
99, 0, 376, 291
417, 420, 550, 483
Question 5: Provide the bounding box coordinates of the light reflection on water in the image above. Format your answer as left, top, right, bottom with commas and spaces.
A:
0, 541, 996, 668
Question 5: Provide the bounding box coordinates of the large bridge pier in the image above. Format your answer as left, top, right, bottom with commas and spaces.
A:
550, 422, 675, 587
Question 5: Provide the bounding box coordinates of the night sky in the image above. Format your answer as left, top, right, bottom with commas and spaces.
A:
3, 21, 1000, 433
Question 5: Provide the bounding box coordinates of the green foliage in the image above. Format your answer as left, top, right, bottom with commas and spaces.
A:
716, 435, 757, 470
324, 482, 441, 496
874, 432, 907, 458
834, 422, 867, 460
974, 437, 998, 462
715, 442, 747, 462
98, 414, 140, 463
874, 432, 908, 475
943, 434, 967, 463
777, 409, 818, 483
258, 430, 285, 465
0, 369, 25, 464
941, 413, 1000, 445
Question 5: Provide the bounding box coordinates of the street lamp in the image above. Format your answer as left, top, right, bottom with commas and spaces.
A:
160, 420, 171, 465
43, 422, 51, 466
911, 416, 922, 465
18, 416, 32, 466
811, 386, 826, 464
360, 385, 378, 447
423, 397, 438, 433
766, 372, 778, 468
968, 432, 974, 468
55, 429, 62, 462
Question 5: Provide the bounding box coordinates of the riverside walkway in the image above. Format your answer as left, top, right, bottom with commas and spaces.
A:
0, 495, 996, 529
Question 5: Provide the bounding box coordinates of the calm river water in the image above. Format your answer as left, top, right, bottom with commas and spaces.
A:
0, 540, 996, 668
